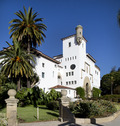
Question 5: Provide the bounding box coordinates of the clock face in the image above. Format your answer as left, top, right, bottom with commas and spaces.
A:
70, 64, 76, 70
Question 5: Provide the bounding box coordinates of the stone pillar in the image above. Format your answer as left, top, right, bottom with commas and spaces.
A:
59, 90, 75, 123
5, 89, 19, 126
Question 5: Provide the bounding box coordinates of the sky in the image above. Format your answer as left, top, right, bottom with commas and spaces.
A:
0, 0, 120, 78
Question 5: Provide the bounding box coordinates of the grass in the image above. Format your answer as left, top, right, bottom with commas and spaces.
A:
114, 103, 120, 111
0, 105, 59, 123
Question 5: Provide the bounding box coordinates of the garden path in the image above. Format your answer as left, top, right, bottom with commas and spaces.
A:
18, 114, 120, 126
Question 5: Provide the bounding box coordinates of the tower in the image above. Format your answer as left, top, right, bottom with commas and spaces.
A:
75, 25, 83, 45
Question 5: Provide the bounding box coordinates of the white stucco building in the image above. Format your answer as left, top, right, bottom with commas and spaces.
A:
33, 25, 100, 98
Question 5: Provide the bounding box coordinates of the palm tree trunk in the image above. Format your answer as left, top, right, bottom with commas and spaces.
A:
17, 76, 21, 91
27, 35, 31, 88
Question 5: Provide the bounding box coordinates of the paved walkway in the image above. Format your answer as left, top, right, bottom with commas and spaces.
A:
18, 115, 120, 126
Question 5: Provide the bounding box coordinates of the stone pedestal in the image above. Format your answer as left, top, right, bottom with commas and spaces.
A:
59, 90, 75, 123
5, 89, 19, 126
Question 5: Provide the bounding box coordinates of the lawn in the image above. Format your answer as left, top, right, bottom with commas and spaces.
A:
0, 105, 59, 122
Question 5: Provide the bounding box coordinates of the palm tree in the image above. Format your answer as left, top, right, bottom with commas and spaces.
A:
9, 6, 47, 51
0, 41, 35, 90
118, 10, 120, 26
9, 6, 47, 88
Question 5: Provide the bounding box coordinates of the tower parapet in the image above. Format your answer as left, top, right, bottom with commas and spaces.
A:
75, 25, 83, 45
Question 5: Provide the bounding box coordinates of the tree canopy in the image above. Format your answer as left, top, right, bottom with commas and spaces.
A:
0, 41, 35, 90
101, 68, 120, 95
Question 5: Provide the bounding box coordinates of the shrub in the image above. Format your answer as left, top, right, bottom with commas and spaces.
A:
16, 87, 61, 107
46, 101, 59, 110
69, 100, 117, 118
114, 85, 120, 94
76, 87, 85, 99
100, 94, 120, 102
92, 87, 101, 98
45, 89, 61, 104
16, 87, 46, 107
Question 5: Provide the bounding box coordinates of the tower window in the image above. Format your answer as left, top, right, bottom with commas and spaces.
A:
42, 63, 45, 67
66, 72, 68, 76
68, 42, 71, 47
66, 82, 68, 85
42, 72, 45, 78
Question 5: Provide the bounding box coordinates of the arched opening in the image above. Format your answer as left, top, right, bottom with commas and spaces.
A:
86, 83, 89, 98
83, 76, 91, 98
58, 72, 62, 85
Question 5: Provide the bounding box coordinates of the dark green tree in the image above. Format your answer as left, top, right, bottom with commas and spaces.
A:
101, 71, 120, 95
0, 41, 35, 90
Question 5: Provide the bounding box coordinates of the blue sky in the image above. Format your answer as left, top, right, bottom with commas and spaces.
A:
0, 0, 120, 78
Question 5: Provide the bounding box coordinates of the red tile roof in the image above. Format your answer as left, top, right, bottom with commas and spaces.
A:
49, 85, 75, 90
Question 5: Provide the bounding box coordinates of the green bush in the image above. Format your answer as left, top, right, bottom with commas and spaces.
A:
92, 87, 101, 98
46, 101, 59, 110
0, 82, 16, 109
114, 85, 120, 94
16, 87, 46, 107
100, 94, 120, 102
69, 100, 117, 118
16, 87, 61, 107
45, 89, 61, 104
76, 87, 85, 99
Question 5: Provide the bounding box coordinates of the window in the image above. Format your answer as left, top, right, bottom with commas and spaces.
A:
65, 66, 67, 69
42, 72, 45, 78
68, 42, 71, 47
72, 71, 74, 76
53, 71, 54, 77
69, 72, 71, 76
69, 90, 70, 94
69, 81, 71, 85
75, 56, 77, 59
66, 72, 68, 77
43, 88, 45, 92
72, 81, 74, 84
74, 80, 77, 84
66, 82, 68, 85
42, 63, 45, 67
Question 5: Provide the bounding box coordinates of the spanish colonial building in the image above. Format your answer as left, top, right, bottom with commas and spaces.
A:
33, 25, 100, 98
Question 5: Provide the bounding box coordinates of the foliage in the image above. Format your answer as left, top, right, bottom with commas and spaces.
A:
114, 85, 120, 94
46, 101, 59, 110
8, 6, 47, 48
92, 87, 101, 98
101, 70, 120, 95
100, 94, 120, 102
16, 87, 61, 107
69, 100, 117, 118
16, 87, 46, 107
0, 113, 7, 126
45, 89, 61, 104
0, 82, 16, 109
76, 87, 85, 99
0, 41, 35, 79
0, 41, 35, 90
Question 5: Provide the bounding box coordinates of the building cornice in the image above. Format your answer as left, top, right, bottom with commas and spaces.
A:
61, 34, 87, 42
31, 48, 60, 64
86, 53, 96, 63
